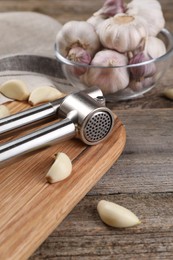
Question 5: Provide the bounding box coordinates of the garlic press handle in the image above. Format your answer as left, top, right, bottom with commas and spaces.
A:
0, 87, 104, 135
0, 99, 62, 135
0, 118, 75, 165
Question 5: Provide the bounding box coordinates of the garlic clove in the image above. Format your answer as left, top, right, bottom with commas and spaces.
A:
67, 47, 92, 64
129, 52, 156, 79
97, 200, 141, 228
29, 86, 64, 105
163, 88, 173, 100
129, 77, 154, 91
46, 152, 72, 183
0, 79, 30, 101
81, 49, 129, 94
145, 36, 166, 59
67, 46, 92, 76
0, 105, 10, 118
97, 13, 148, 53
56, 21, 100, 58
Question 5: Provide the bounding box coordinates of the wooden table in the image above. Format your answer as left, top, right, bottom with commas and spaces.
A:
0, 1, 173, 259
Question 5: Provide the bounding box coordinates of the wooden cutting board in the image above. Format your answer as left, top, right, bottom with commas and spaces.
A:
0, 102, 126, 259
0, 12, 126, 259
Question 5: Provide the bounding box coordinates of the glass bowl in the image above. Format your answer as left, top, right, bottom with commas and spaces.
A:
55, 28, 173, 102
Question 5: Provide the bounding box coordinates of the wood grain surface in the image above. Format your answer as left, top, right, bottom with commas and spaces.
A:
0, 0, 173, 259
0, 102, 126, 259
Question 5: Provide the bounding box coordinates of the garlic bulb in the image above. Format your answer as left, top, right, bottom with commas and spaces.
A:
127, 0, 165, 36
97, 13, 148, 53
56, 21, 100, 58
82, 49, 129, 94
145, 36, 166, 59
94, 0, 126, 17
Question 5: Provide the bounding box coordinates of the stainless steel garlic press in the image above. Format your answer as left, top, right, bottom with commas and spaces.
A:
0, 87, 114, 164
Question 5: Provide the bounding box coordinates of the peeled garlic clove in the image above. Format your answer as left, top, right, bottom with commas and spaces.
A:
145, 36, 166, 59
163, 88, 173, 100
29, 86, 64, 105
129, 52, 156, 79
94, 0, 126, 17
97, 13, 148, 53
56, 21, 100, 58
97, 200, 141, 228
127, 0, 165, 36
0, 79, 30, 101
46, 152, 72, 184
0, 105, 10, 118
82, 49, 129, 94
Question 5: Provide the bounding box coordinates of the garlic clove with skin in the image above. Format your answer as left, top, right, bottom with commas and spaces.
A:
81, 49, 129, 94
97, 13, 148, 53
56, 21, 101, 58
129, 52, 156, 80
145, 36, 166, 59
67, 46, 92, 76
129, 77, 155, 92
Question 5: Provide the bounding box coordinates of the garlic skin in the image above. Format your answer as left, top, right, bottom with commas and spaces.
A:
0, 79, 30, 101
29, 86, 64, 105
127, 0, 165, 36
56, 21, 100, 58
97, 13, 148, 53
87, 14, 106, 30
0, 105, 10, 119
97, 200, 141, 228
46, 152, 72, 184
145, 36, 166, 59
82, 49, 129, 94
94, 0, 126, 17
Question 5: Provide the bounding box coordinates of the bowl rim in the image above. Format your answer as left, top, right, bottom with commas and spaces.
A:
55, 28, 173, 69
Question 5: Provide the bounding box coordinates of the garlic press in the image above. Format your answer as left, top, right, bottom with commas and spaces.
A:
0, 87, 114, 164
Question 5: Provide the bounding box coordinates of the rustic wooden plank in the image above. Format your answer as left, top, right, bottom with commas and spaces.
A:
30, 193, 173, 259
30, 108, 173, 259
91, 109, 173, 194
